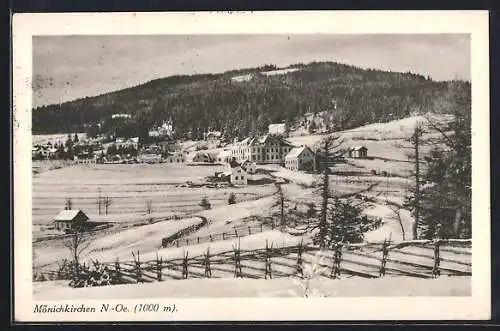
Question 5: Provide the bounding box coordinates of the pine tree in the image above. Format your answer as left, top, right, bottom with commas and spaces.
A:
314, 134, 344, 247
419, 85, 471, 239
228, 193, 237, 205
323, 197, 382, 245
199, 197, 211, 210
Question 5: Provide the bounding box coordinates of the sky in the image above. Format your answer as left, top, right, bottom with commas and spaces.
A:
32, 34, 470, 108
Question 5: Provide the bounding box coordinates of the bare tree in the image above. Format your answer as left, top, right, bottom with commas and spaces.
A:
96, 188, 102, 215
394, 124, 425, 239
63, 225, 94, 279
145, 199, 153, 214
64, 230, 93, 266
102, 196, 113, 215
273, 183, 287, 231
64, 197, 73, 210
387, 202, 406, 241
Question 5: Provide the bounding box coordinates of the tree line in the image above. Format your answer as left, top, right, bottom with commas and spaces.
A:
32, 61, 470, 143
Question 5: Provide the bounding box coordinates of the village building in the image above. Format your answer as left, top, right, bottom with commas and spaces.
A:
111, 113, 132, 119
164, 150, 187, 163
192, 151, 215, 163
268, 123, 288, 137
53, 209, 90, 232
285, 146, 316, 172
115, 137, 139, 150
204, 131, 222, 150
148, 120, 174, 139
348, 146, 368, 159
241, 160, 257, 174
228, 158, 248, 186
216, 150, 233, 164
316, 151, 345, 170
231, 134, 294, 165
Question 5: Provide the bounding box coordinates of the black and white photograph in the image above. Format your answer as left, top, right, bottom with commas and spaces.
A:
13, 11, 490, 321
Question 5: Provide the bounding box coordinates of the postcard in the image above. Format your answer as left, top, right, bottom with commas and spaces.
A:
12, 10, 490, 322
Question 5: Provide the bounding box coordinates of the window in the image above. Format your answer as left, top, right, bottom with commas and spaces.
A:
241, 176, 244, 180
235, 176, 239, 180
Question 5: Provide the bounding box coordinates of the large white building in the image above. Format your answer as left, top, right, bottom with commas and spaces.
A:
231, 134, 294, 165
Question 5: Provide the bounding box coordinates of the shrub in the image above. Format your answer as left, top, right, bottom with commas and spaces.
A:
228, 193, 237, 205
199, 197, 211, 210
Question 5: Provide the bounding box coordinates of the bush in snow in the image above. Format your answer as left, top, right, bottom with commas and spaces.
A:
199, 197, 211, 210
228, 193, 237, 205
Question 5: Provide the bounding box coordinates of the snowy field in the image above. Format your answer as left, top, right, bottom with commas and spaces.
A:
32, 163, 275, 225
33, 276, 471, 300
34, 217, 205, 270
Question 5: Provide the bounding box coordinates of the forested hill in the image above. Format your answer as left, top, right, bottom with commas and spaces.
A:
32, 62, 471, 140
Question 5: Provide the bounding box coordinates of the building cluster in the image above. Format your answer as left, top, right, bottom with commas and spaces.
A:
148, 120, 175, 140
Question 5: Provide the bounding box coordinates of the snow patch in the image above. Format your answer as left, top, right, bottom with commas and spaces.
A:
261, 68, 300, 76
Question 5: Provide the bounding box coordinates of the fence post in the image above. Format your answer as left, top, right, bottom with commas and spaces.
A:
176, 240, 179, 248
248, 226, 252, 235
331, 241, 343, 279
210, 234, 213, 242
114, 259, 121, 284
132, 250, 143, 283
260, 223, 263, 232
233, 238, 242, 278
296, 238, 304, 278
182, 251, 189, 279
197, 237, 200, 244
432, 239, 441, 278
156, 252, 162, 281
186, 238, 189, 246
379, 239, 389, 277
204, 248, 212, 278
234, 227, 238, 238
222, 233, 226, 240
264, 240, 273, 279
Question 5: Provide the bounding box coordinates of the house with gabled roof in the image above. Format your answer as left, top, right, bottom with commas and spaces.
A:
241, 160, 257, 174
285, 145, 316, 172
228, 157, 248, 186
348, 145, 368, 159
53, 209, 90, 232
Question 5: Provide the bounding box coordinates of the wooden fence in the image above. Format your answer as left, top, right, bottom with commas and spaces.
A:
161, 223, 271, 249
38, 238, 471, 284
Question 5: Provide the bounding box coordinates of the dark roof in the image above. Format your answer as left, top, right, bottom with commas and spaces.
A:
350, 146, 368, 151
229, 158, 241, 168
